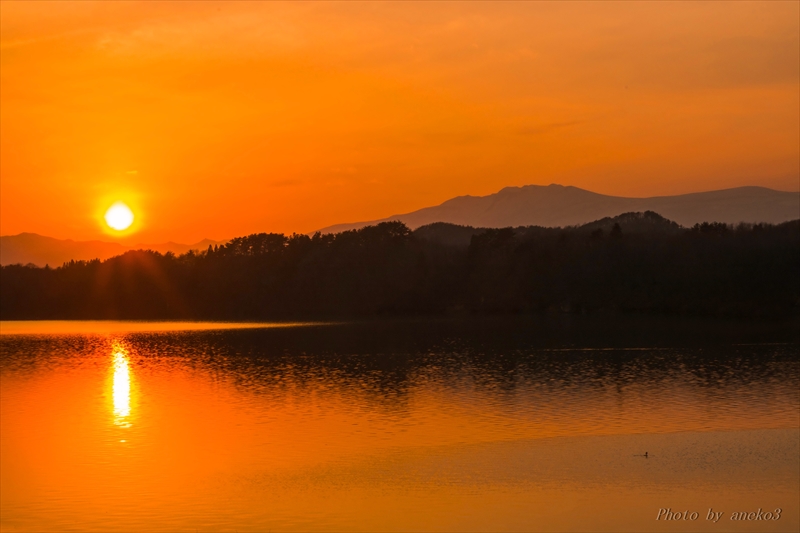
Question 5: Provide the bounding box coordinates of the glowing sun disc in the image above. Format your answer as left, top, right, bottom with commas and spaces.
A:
105, 202, 134, 230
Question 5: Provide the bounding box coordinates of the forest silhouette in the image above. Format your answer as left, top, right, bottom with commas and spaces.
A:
1, 212, 798, 320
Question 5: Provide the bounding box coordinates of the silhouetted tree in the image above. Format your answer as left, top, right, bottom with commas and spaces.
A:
1, 215, 798, 320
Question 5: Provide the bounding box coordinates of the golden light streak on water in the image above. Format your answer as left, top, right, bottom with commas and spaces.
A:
111, 343, 132, 428
1, 323, 797, 531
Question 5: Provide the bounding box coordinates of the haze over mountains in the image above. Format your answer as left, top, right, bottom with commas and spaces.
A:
2, 184, 797, 267
319, 184, 799, 233
0, 234, 224, 268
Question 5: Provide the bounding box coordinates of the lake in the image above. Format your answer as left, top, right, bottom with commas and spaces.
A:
1, 318, 798, 532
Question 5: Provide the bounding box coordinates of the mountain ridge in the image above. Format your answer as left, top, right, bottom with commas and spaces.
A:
412, 210, 685, 248
318, 184, 799, 233
4, 184, 798, 267
0, 233, 227, 267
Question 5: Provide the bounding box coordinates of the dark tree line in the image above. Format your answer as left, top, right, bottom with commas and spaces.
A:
2, 212, 798, 320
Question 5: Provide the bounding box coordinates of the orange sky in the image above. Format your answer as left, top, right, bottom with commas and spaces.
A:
1, 1, 798, 243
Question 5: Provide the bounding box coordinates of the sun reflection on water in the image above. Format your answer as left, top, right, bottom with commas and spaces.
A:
111, 343, 132, 427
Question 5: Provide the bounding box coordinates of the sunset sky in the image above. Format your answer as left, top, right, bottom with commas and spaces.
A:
1, 1, 798, 244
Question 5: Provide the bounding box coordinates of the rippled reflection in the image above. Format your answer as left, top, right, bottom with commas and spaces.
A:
1, 318, 797, 532
111, 342, 132, 427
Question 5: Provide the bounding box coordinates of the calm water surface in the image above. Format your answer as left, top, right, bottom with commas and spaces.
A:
1, 319, 798, 532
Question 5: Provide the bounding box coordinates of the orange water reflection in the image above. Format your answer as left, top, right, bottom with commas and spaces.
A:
1, 324, 798, 532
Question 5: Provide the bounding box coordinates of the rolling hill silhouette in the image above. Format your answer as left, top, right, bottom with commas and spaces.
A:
318, 184, 799, 233
0, 233, 226, 267
3, 213, 797, 320
412, 211, 683, 248
4, 184, 797, 267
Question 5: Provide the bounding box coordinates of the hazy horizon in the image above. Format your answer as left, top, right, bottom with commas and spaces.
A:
1, 182, 797, 244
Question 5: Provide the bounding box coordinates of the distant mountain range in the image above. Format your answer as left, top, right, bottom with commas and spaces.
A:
0, 234, 226, 267
318, 184, 799, 233
413, 211, 685, 248
3, 184, 798, 267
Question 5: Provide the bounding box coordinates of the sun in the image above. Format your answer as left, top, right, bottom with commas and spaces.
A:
104, 201, 135, 231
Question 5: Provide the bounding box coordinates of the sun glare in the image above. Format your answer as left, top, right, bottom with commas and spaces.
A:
104, 202, 134, 231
